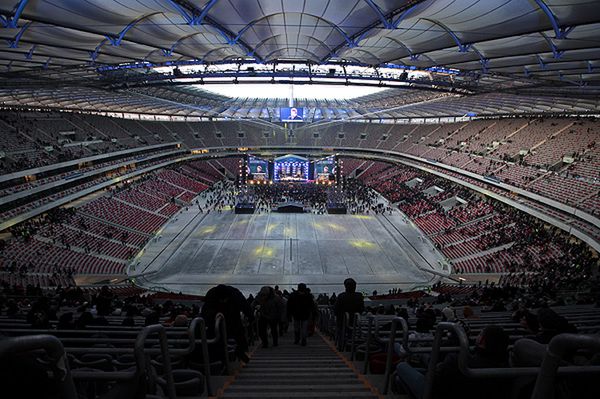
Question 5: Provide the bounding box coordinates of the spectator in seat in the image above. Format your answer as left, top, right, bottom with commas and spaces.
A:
57, 312, 75, 330
121, 311, 135, 327
395, 325, 510, 399
173, 314, 189, 327
287, 283, 317, 346
462, 306, 478, 319
94, 285, 114, 316
533, 308, 577, 344
75, 311, 94, 330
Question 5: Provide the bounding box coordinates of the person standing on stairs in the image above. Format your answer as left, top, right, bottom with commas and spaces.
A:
252, 286, 285, 348
286, 283, 317, 346
334, 278, 365, 345
200, 284, 254, 363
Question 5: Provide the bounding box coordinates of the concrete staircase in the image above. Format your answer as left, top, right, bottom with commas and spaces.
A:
219, 334, 379, 398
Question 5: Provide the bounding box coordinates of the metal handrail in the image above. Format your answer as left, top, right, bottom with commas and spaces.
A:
194, 317, 213, 396
135, 324, 176, 399
348, 313, 376, 362
382, 317, 409, 394
337, 312, 348, 351
422, 323, 600, 399
64, 318, 213, 396
350, 312, 359, 360
206, 313, 230, 375
0, 334, 78, 399
363, 315, 374, 374
531, 333, 600, 399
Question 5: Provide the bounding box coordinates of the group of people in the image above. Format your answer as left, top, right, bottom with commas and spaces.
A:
230, 178, 393, 215
200, 282, 321, 362
363, 162, 597, 292
1, 275, 600, 399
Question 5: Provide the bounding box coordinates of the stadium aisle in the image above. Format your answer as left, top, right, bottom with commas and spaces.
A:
219, 333, 380, 398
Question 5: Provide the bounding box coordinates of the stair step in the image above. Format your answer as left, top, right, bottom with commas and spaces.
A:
253, 353, 338, 360
252, 355, 340, 363
222, 392, 378, 398
245, 363, 347, 369
221, 335, 375, 399
234, 377, 360, 384
227, 384, 371, 392
240, 368, 355, 374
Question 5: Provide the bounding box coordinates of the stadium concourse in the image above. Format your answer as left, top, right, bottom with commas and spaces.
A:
2, 0, 600, 398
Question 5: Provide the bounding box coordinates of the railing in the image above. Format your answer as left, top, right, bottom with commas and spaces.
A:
381, 317, 409, 394
422, 322, 600, 399
531, 333, 600, 399
0, 334, 78, 399
0, 317, 218, 397
321, 308, 600, 397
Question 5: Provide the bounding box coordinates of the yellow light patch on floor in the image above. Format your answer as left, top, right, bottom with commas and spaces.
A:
349, 239, 377, 249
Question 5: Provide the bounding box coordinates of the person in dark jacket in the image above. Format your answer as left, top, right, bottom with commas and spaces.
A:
200, 284, 254, 363
534, 308, 577, 344
286, 283, 316, 346
334, 278, 364, 344
252, 286, 285, 348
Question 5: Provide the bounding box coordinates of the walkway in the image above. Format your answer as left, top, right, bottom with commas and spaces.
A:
219, 333, 380, 398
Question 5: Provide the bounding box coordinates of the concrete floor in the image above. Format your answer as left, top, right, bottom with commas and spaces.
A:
130, 186, 449, 296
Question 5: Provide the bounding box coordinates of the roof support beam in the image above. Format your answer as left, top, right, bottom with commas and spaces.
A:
334, 26, 359, 48
6, 20, 31, 48
105, 13, 161, 46
1, 0, 30, 29
392, 3, 420, 28
540, 32, 564, 59
465, 45, 489, 73
363, 0, 393, 29
161, 32, 205, 57
165, 0, 194, 24
537, 55, 546, 70
479, 58, 489, 74
163, 0, 262, 62
165, 0, 220, 26
383, 36, 421, 63
25, 44, 35, 59
235, 14, 358, 49
323, 1, 427, 63
533, 0, 573, 39
89, 39, 108, 62
422, 18, 471, 52
191, 0, 220, 26
165, 0, 257, 61
194, 46, 230, 61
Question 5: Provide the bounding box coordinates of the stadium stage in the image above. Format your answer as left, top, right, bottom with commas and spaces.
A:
130, 206, 449, 296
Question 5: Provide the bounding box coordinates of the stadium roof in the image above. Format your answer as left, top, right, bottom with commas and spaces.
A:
0, 0, 600, 119
0, 1, 599, 79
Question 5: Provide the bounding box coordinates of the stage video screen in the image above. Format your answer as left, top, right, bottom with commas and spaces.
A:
314, 156, 336, 182
274, 155, 309, 182
280, 107, 305, 122
247, 155, 269, 181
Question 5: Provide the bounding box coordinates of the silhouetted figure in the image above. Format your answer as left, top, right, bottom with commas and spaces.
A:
334, 278, 364, 344
200, 284, 253, 363
286, 283, 316, 346
253, 286, 285, 348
